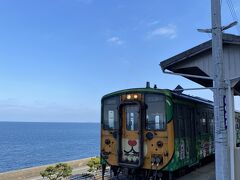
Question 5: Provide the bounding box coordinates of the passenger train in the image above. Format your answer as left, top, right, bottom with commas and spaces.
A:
100, 83, 240, 179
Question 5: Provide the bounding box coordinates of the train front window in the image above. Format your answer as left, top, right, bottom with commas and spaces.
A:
145, 94, 166, 131
126, 105, 139, 131
103, 96, 119, 129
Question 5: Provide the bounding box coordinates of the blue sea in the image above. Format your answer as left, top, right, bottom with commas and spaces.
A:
0, 122, 100, 173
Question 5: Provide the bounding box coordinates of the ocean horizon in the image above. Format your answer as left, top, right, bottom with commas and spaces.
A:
0, 122, 100, 173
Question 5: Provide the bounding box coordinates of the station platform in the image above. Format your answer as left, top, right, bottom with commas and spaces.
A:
178, 162, 215, 180
0, 160, 215, 180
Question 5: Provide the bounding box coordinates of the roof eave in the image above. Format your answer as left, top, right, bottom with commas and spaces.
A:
160, 33, 240, 71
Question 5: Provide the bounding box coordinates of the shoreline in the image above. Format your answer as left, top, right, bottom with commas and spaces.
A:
0, 157, 92, 180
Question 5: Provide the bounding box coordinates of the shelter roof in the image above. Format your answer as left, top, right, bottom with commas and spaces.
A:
160, 33, 240, 94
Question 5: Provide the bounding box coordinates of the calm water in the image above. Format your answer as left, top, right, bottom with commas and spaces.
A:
0, 122, 100, 173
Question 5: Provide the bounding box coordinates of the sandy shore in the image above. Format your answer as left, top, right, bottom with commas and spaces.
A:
0, 157, 92, 180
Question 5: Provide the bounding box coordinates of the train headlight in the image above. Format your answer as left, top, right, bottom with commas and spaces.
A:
133, 94, 138, 99
127, 94, 131, 100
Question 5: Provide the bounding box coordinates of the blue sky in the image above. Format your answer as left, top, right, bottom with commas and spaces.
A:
0, 0, 240, 122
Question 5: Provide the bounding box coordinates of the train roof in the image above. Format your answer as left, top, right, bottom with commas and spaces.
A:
102, 88, 172, 100
172, 91, 213, 106
102, 87, 213, 105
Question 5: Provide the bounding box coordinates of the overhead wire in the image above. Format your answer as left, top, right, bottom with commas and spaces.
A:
227, 0, 238, 20
227, 0, 240, 34
225, 0, 240, 34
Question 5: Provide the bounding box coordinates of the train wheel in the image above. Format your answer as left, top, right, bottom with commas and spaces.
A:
168, 172, 175, 180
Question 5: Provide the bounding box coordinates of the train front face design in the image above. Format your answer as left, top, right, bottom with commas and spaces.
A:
100, 90, 174, 172
119, 104, 141, 166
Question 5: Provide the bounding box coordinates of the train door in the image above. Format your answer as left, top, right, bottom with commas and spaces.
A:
118, 103, 143, 167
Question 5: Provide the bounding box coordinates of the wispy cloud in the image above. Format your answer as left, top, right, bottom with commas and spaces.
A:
107, 36, 124, 45
148, 20, 160, 26
148, 24, 177, 39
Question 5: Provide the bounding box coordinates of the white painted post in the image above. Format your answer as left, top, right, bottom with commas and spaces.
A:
227, 81, 235, 180
211, 0, 230, 179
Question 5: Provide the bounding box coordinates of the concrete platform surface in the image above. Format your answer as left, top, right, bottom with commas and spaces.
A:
178, 162, 215, 180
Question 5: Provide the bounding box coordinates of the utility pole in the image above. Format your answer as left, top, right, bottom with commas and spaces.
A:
211, 0, 230, 179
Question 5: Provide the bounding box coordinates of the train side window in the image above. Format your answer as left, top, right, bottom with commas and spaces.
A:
145, 94, 166, 131
236, 119, 239, 130
236, 116, 240, 147
209, 111, 214, 133
200, 111, 208, 134
103, 96, 119, 130
236, 116, 240, 130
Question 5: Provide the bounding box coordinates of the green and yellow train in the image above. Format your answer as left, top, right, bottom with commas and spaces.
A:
100, 85, 240, 179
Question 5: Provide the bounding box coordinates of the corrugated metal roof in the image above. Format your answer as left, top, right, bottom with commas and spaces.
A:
160, 33, 240, 71
159, 33, 240, 94
172, 91, 213, 106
